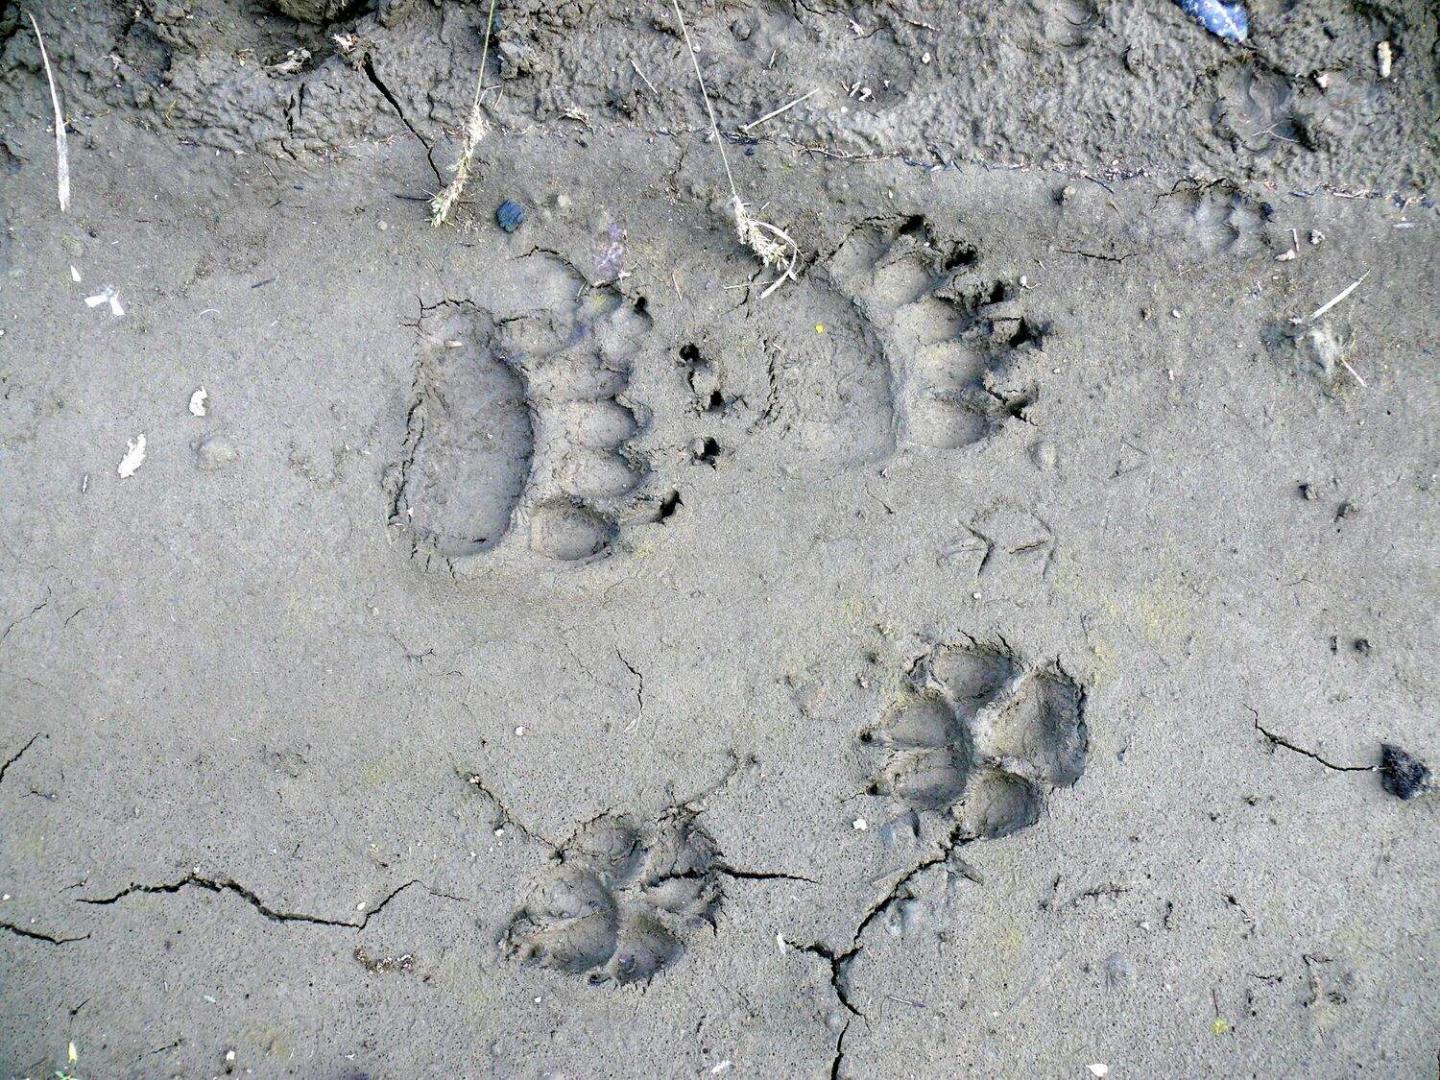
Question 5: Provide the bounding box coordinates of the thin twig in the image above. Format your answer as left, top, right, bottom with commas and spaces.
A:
671, 0, 799, 296
671, 0, 738, 200
431, 0, 499, 226
1306, 270, 1370, 322
27, 13, 69, 213
1339, 358, 1367, 388
739, 88, 820, 133
630, 58, 658, 95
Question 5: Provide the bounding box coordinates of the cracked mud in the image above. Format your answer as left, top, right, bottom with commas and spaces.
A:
1, 0, 1436, 1076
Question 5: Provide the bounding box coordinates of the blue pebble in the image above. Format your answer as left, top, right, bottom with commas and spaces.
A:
496, 199, 526, 233
1174, 0, 1248, 42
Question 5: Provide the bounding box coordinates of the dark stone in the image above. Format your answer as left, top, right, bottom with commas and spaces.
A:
1380, 743, 1431, 800
496, 200, 526, 233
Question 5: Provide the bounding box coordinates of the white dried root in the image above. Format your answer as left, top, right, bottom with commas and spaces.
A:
731, 197, 799, 298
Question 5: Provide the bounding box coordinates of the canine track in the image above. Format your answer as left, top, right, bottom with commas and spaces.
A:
861, 637, 1087, 837
504, 810, 724, 984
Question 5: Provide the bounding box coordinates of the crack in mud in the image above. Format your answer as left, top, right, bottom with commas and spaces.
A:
362, 54, 441, 184
0, 920, 90, 945
1, 589, 50, 645
459, 768, 559, 848
0, 733, 43, 786
77, 875, 442, 929
616, 648, 644, 727
1249, 709, 1373, 773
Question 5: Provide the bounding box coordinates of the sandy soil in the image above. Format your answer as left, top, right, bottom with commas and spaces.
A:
1, 1, 1437, 1077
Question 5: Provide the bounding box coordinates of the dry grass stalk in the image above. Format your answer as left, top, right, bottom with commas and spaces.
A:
671, 0, 799, 297
27, 13, 70, 213
431, 0, 499, 227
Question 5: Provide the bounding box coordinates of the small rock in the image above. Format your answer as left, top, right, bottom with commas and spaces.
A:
496, 199, 526, 233
193, 432, 238, 470
1352, 638, 1372, 655
1376, 40, 1393, 79
117, 434, 147, 478
1058, 184, 1077, 204
1298, 482, 1316, 501
1380, 743, 1431, 800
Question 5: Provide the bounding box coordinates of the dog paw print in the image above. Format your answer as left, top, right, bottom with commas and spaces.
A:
504, 811, 722, 984
861, 639, 1087, 838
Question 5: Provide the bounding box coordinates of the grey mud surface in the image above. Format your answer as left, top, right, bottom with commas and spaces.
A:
1, 1, 1437, 1077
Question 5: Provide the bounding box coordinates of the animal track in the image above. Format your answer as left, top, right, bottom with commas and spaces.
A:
1158, 180, 1270, 258
827, 215, 1041, 451
387, 255, 664, 570
861, 638, 1087, 839
1213, 64, 1308, 163
505, 811, 722, 984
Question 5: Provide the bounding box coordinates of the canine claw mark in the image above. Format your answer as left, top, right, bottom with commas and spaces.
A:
78, 875, 434, 929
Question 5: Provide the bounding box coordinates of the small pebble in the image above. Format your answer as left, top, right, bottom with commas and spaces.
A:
496, 199, 526, 233
852, 818, 868, 831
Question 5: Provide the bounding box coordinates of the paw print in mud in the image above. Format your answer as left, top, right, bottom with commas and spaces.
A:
862, 639, 1087, 838
504, 811, 722, 984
